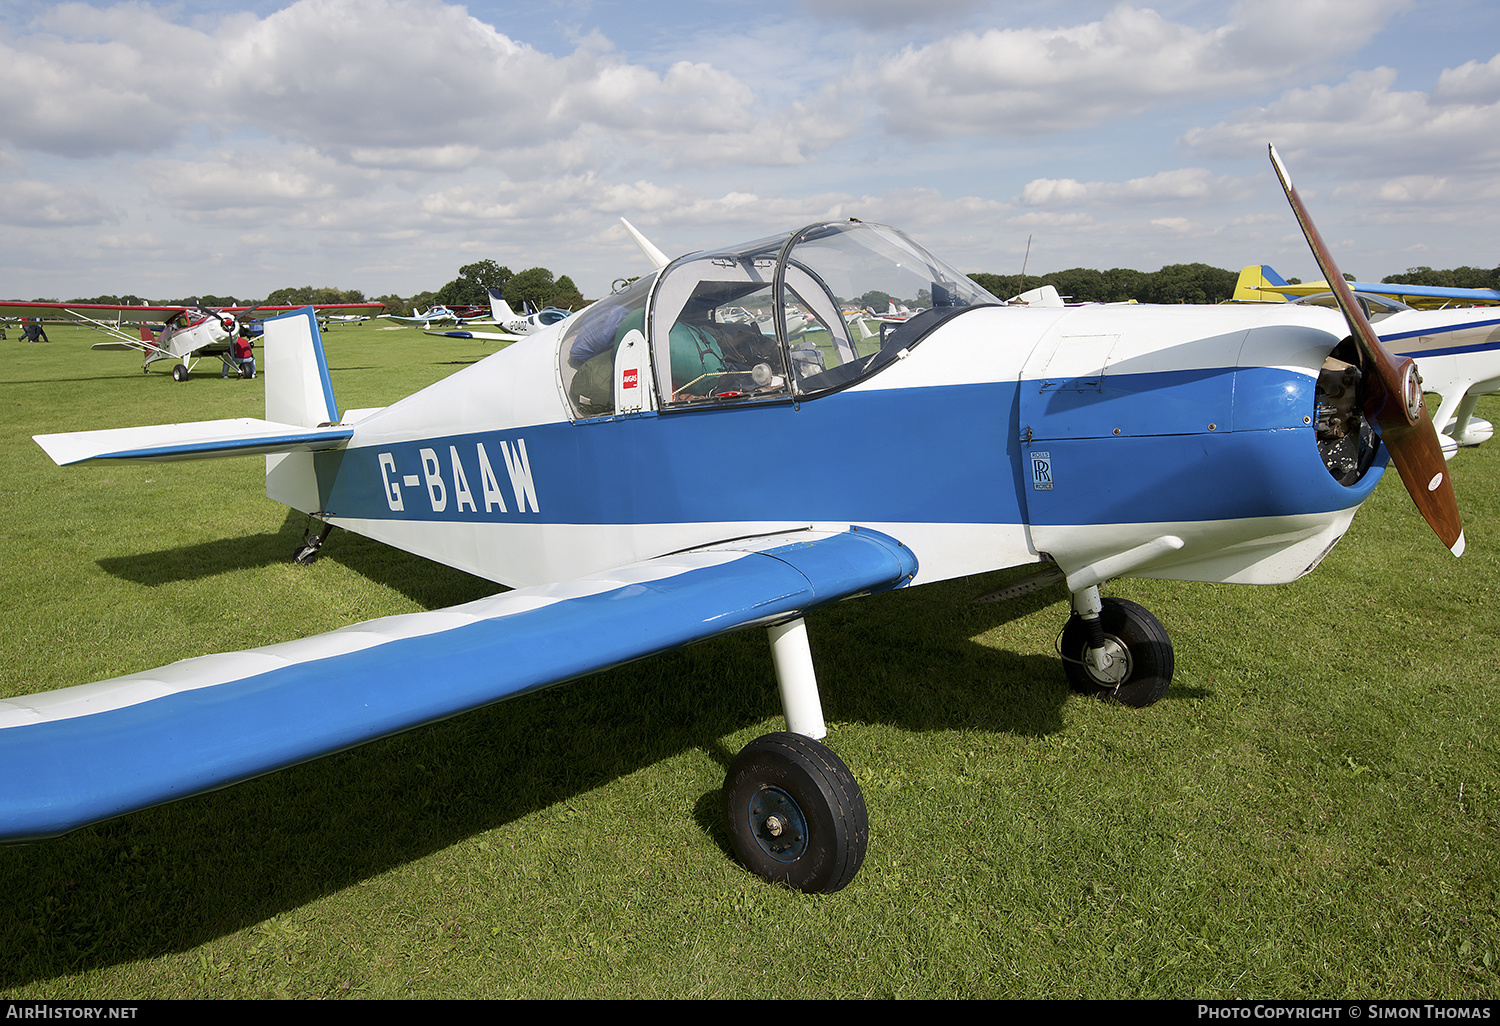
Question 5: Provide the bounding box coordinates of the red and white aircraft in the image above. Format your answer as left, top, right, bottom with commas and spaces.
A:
0, 300, 385, 381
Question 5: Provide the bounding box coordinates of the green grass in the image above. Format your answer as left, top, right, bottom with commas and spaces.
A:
1, 322, 1498, 998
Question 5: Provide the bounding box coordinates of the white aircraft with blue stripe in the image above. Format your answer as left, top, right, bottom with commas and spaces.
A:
0, 148, 1466, 893
423, 291, 575, 343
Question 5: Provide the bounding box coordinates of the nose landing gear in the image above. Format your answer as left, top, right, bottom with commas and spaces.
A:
1059, 590, 1173, 708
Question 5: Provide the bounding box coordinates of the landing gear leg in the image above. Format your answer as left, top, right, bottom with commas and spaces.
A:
1059, 586, 1174, 707
722, 617, 868, 892
292, 519, 333, 565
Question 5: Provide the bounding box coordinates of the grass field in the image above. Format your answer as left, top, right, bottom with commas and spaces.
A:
1, 321, 1497, 999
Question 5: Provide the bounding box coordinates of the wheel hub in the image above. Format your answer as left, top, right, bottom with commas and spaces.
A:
1084, 636, 1132, 686
747, 786, 808, 863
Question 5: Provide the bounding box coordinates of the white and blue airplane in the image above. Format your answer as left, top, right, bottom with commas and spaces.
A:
382, 304, 481, 329
424, 291, 574, 343
0, 149, 1465, 893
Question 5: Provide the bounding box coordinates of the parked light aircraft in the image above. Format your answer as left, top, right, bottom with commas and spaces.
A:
0, 148, 1466, 893
382, 304, 482, 328
1232, 266, 1500, 448
0, 300, 385, 380
424, 292, 574, 343
1233, 264, 1500, 309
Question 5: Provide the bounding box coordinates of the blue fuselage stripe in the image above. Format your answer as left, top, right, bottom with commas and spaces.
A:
322, 368, 1377, 530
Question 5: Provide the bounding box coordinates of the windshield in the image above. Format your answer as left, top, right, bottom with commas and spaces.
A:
777, 221, 999, 394
646, 220, 998, 410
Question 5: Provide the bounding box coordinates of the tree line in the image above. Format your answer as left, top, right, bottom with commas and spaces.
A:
381, 259, 585, 317
1380, 266, 1500, 289
45, 260, 589, 315
38, 261, 1500, 312
969, 263, 1242, 305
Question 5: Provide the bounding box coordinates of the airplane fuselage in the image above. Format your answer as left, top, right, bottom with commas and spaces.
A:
284, 299, 1381, 595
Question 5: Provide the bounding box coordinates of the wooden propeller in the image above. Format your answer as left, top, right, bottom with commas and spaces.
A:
1269, 145, 1464, 556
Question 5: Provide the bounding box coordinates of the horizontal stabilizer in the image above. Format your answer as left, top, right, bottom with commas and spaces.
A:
423, 328, 522, 342
0, 528, 916, 841
34, 418, 353, 466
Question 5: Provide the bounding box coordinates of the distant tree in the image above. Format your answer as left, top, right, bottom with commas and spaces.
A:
71, 294, 148, 306
504, 267, 557, 312
972, 263, 1236, 304
436, 260, 512, 308
550, 274, 585, 309
1384, 265, 1500, 289
264, 286, 366, 307
968, 273, 1014, 299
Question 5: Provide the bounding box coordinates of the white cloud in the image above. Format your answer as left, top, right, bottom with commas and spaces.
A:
1183, 63, 1500, 179
0, 0, 821, 173
0, 180, 114, 226
1020, 168, 1250, 207
866, 1, 1410, 139
1432, 53, 1500, 105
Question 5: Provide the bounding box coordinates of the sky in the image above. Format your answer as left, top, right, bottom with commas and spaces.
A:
3, 0, 1499, 302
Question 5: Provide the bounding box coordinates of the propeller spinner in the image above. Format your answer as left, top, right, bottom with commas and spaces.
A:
1269, 145, 1464, 557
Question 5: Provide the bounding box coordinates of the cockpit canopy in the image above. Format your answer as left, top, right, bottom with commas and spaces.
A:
559, 220, 999, 419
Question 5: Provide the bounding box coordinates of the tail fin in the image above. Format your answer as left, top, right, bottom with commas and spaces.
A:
264, 308, 338, 427
1233, 264, 1290, 303
488, 288, 517, 322
139, 323, 160, 367
263, 309, 343, 515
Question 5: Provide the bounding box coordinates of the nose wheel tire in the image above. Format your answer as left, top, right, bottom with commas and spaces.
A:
723, 732, 868, 893
1060, 597, 1173, 708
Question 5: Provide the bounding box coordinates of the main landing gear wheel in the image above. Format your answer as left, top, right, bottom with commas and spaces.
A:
723, 732, 868, 893
171, 365, 188, 382
1060, 597, 1174, 708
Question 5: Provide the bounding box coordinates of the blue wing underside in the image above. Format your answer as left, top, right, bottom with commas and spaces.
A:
0, 528, 915, 842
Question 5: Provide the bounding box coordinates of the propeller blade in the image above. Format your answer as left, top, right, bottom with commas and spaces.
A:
1269, 145, 1464, 557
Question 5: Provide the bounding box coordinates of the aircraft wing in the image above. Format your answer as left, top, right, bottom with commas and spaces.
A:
1253, 281, 1500, 309
230, 303, 386, 317
0, 301, 188, 323
0, 527, 915, 842
34, 418, 354, 466
422, 328, 524, 342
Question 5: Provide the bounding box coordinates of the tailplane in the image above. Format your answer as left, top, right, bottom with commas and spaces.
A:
33, 308, 349, 472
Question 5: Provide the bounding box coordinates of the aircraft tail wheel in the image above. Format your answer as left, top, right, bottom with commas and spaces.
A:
723, 732, 868, 893
1059, 597, 1174, 708
171, 365, 188, 382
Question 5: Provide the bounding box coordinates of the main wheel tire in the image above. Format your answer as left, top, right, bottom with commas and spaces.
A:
723, 732, 868, 893
171, 365, 187, 382
1059, 597, 1173, 708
